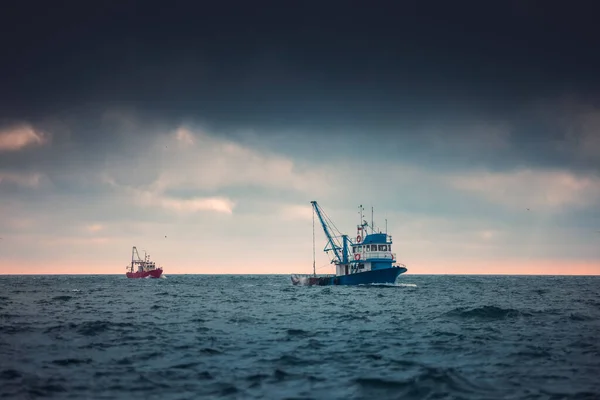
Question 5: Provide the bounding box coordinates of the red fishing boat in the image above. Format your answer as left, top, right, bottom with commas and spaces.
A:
126, 246, 163, 278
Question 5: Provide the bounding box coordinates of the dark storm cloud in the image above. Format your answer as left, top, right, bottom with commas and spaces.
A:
1, 0, 599, 173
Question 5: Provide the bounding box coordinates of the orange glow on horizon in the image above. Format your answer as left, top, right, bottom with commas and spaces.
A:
1, 259, 599, 275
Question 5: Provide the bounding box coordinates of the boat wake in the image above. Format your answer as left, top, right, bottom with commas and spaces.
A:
290, 275, 310, 286
359, 282, 417, 288
291, 275, 416, 288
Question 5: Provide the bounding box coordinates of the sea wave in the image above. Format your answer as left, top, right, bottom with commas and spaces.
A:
0, 274, 598, 399
444, 305, 533, 320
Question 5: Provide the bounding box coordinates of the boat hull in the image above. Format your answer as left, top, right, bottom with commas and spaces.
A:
291, 266, 406, 286
126, 269, 163, 279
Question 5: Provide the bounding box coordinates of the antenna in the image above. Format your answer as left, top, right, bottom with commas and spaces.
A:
385, 218, 388, 234
371, 206, 374, 234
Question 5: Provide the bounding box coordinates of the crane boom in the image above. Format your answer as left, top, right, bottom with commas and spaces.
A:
311, 201, 342, 263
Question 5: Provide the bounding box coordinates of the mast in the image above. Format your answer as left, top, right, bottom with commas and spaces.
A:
312, 206, 316, 277
359, 205, 364, 228
342, 235, 348, 264
311, 201, 342, 263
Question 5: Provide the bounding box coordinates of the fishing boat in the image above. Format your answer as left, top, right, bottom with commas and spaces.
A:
126, 246, 163, 278
291, 201, 407, 286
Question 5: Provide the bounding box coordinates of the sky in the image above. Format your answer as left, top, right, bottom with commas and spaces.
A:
1, 0, 599, 275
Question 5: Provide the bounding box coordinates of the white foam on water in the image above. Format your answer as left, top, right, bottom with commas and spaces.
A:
291, 275, 310, 286
290, 275, 416, 287
397, 283, 417, 287
362, 282, 418, 288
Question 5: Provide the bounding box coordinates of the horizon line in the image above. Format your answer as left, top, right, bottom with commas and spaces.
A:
1, 273, 599, 277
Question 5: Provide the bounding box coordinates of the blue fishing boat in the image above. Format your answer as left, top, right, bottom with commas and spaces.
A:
291, 201, 408, 286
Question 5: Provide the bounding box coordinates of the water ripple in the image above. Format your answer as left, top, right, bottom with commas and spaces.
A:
0, 274, 598, 399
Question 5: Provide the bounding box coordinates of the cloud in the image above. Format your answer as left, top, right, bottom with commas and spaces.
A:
568, 108, 600, 161
279, 204, 314, 221
523, 97, 600, 170
479, 230, 498, 240
176, 128, 195, 145
0, 171, 42, 187
3, 216, 36, 231
101, 176, 236, 215
39, 236, 112, 246
423, 121, 512, 152
448, 168, 600, 210
86, 224, 104, 233
0, 124, 49, 151
1, 110, 598, 275
141, 193, 235, 214
99, 125, 332, 216
145, 127, 329, 194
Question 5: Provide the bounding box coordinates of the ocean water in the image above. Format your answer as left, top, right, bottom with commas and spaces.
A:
0, 275, 599, 400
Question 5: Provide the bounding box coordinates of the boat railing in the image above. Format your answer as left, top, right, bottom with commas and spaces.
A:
358, 251, 395, 260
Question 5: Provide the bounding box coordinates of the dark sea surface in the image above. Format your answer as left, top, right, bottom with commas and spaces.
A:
0, 274, 599, 399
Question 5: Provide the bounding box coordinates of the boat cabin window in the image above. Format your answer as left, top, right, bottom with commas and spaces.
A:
353, 246, 357, 253
365, 245, 370, 252
371, 245, 377, 251
378, 245, 388, 251
357, 263, 365, 269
